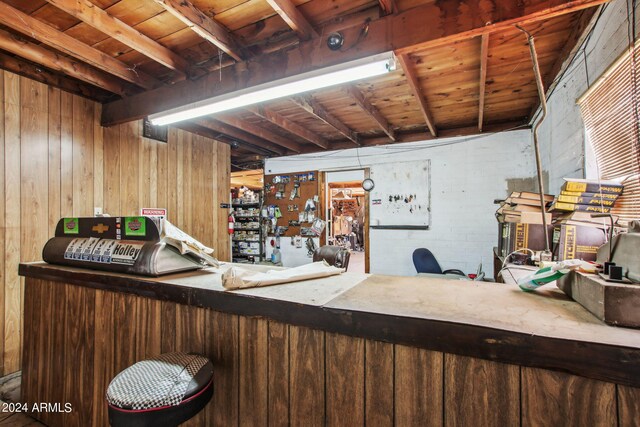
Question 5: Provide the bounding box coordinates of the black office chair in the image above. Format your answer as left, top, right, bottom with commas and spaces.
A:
412, 248, 466, 276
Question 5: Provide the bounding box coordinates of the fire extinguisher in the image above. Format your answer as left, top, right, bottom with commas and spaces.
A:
228, 213, 235, 235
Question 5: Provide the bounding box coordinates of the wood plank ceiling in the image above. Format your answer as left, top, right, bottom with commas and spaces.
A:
0, 0, 608, 168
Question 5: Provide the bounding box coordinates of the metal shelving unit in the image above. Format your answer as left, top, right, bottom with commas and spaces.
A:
231, 197, 264, 263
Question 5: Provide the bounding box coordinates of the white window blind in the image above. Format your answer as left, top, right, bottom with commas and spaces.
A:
578, 41, 640, 223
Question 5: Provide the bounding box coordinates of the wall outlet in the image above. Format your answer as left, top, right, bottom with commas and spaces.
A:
94, 207, 103, 216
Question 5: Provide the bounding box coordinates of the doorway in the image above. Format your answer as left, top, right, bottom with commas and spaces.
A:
324, 170, 369, 273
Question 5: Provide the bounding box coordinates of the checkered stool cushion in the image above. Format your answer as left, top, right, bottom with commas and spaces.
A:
106, 352, 213, 427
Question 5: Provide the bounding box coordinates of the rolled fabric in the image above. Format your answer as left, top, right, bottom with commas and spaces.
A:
222, 261, 344, 290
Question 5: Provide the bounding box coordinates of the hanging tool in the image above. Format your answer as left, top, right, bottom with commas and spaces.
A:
290, 181, 300, 200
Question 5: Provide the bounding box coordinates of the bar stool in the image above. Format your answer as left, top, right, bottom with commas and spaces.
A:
106, 352, 213, 427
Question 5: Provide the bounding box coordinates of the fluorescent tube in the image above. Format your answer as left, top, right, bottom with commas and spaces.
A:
149, 52, 395, 126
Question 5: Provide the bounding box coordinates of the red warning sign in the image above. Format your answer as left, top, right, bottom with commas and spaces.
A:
141, 208, 167, 216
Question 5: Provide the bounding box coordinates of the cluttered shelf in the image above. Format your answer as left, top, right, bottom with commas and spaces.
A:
230, 188, 264, 263
496, 178, 626, 265
232, 202, 260, 208
495, 177, 640, 328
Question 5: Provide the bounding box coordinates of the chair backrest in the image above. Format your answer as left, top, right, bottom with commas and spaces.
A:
313, 245, 351, 270
412, 248, 443, 274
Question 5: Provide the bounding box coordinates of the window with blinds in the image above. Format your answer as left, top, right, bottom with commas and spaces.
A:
578, 41, 640, 223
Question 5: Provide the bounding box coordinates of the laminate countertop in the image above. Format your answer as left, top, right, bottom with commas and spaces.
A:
19, 261, 640, 388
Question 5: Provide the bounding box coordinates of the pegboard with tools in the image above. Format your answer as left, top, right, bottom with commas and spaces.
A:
263, 171, 324, 240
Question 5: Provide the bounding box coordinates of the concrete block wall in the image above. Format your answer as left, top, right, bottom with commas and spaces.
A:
538, 0, 639, 192
265, 129, 536, 277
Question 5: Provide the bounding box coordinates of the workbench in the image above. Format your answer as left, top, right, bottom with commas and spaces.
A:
19, 262, 640, 427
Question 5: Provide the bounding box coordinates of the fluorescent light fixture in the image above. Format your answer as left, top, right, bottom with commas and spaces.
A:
149, 52, 396, 126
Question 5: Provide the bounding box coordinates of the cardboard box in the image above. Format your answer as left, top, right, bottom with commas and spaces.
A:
549, 201, 611, 213
503, 211, 552, 224
552, 223, 606, 261
498, 222, 553, 258
562, 179, 623, 195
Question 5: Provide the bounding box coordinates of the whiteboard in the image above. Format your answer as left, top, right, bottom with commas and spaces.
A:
369, 160, 431, 228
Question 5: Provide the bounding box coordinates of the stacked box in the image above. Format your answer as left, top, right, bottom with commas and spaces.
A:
496, 191, 555, 257
552, 221, 607, 262
548, 178, 624, 261
549, 178, 623, 214
498, 222, 554, 258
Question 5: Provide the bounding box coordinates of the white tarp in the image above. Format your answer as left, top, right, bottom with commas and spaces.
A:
223, 261, 344, 290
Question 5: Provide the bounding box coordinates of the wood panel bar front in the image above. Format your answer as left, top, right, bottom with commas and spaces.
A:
0, 68, 231, 379
19, 263, 640, 426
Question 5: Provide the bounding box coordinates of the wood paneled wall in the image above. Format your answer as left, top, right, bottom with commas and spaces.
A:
22, 278, 640, 427
1, 70, 230, 376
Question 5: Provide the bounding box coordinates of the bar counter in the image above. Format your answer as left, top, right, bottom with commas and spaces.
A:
19, 262, 640, 426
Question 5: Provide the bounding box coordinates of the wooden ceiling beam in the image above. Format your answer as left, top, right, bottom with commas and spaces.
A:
397, 0, 609, 55
0, 2, 160, 90
174, 122, 272, 157
528, 6, 601, 120
396, 53, 437, 137
281, 120, 530, 154
292, 95, 360, 145
231, 155, 265, 165
478, 34, 490, 132
216, 113, 303, 153
102, 0, 609, 126
153, 0, 247, 62
0, 28, 136, 97
192, 118, 287, 156
245, 104, 330, 149
231, 158, 265, 174
0, 51, 115, 102
265, 0, 319, 41
328, 120, 530, 149
344, 85, 396, 141
45, 0, 189, 77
